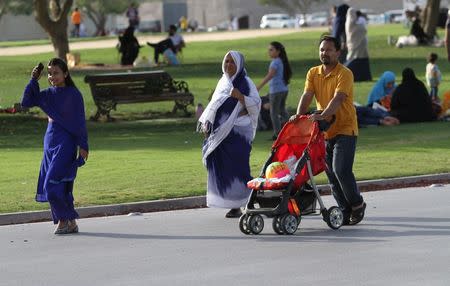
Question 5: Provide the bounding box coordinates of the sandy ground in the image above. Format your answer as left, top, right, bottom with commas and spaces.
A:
0, 27, 327, 56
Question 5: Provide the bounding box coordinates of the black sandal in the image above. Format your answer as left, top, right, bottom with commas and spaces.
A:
349, 203, 366, 225
225, 208, 242, 218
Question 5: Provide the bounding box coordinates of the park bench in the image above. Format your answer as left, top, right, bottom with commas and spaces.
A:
84, 70, 194, 121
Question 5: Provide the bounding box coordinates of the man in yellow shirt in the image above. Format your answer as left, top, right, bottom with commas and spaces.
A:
71, 7, 82, 37
292, 36, 366, 225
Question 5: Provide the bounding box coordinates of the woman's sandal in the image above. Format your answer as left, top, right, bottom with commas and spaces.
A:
68, 220, 79, 233
54, 224, 70, 235
54, 221, 79, 235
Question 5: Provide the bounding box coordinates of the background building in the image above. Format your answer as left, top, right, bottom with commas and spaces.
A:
0, 0, 406, 41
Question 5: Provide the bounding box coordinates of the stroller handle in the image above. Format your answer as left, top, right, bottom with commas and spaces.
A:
313, 110, 335, 132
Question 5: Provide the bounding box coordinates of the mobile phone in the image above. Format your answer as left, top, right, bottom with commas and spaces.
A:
37, 62, 44, 72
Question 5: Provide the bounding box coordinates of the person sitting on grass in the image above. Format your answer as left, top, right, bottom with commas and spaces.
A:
390, 67, 435, 123
147, 24, 185, 65
355, 104, 399, 127
367, 71, 396, 110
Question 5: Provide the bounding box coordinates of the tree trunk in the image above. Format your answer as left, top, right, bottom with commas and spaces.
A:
49, 24, 70, 60
422, 0, 441, 38
97, 14, 106, 36
33, 0, 73, 60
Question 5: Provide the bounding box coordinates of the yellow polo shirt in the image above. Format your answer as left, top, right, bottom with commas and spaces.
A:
304, 63, 358, 139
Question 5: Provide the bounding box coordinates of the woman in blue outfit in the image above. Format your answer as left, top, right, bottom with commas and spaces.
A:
21, 58, 89, 234
367, 71, 396, 108
198, 51, 261, 218
257, 41, 292, 140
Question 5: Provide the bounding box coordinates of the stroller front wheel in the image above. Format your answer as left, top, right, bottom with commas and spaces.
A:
239, 214, 252, 235
248, 214, 264, 234
326, 206, 344, 230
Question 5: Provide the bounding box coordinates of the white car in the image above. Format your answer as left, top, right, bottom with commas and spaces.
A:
260, 14, 296, 29
298, 12, 328, 27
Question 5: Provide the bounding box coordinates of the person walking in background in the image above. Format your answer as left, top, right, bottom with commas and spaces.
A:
366, 71, 396, 109
117, 26, 140, 66
198, 51, 261, 218
21, 58, 89, 234
291, 36, 366, 225
425, 53, 441, 101
126, 3, 140, 29
257, 41, 292, 140
391, 67, 436, 123
331, 4, 349, 63
71, 7, 82, 37
344, 8, 372, 82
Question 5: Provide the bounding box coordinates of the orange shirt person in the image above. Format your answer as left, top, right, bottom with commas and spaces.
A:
71, 8, 82, 37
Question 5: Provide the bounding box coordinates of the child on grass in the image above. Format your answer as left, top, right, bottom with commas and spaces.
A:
425, 52, 442, 101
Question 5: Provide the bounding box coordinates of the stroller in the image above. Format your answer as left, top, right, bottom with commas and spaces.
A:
239, 115, 344, 235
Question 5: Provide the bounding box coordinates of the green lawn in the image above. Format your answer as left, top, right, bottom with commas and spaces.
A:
0, 24, 449, 214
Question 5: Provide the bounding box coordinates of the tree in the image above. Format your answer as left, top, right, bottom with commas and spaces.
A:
33, 0, 73, 60
421, 0, 440, 38
258, 0, 325, 25
75, 0, 129, 36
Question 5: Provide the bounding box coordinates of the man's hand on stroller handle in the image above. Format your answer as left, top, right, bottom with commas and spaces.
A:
288, 113, 322, 122
308, 113, 324, 121
289, 114, 300, 122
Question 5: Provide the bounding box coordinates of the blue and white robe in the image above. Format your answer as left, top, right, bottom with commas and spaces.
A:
199, 51, 261, 208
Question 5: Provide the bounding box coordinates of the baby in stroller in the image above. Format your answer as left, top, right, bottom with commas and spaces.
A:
240, 115, 344, 235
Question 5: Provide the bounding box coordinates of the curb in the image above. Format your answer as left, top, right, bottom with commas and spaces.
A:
1, 173, 449, 226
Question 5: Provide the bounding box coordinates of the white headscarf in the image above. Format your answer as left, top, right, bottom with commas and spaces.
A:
198, 51, 261, 165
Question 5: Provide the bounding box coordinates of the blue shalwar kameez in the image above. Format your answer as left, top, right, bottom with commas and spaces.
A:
22, 79, 88, 224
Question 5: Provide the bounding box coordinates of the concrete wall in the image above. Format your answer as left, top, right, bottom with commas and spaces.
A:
0, 14, 47, 41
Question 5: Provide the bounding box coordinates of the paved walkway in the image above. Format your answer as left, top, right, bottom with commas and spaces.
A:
1, 184, 449, 286
1, 173, 448, 226
0, 28, 327, 56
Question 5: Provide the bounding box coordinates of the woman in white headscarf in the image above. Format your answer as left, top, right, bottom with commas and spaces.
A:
344, 7, 372, 82
198, 51, 261, 218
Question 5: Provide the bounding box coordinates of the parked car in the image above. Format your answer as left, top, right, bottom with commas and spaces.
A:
207, 20, 230, 32
384, 9, 405, 23
298, 12, 328, 27
366, 13, 385, 25
260, 14, 296, 29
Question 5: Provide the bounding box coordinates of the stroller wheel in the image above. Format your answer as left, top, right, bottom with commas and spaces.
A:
248, 214, 264, 234
326, 206, 344, 230
239, 214, 252, 235
281, 214, 298, 235
272, 216, 284, 235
